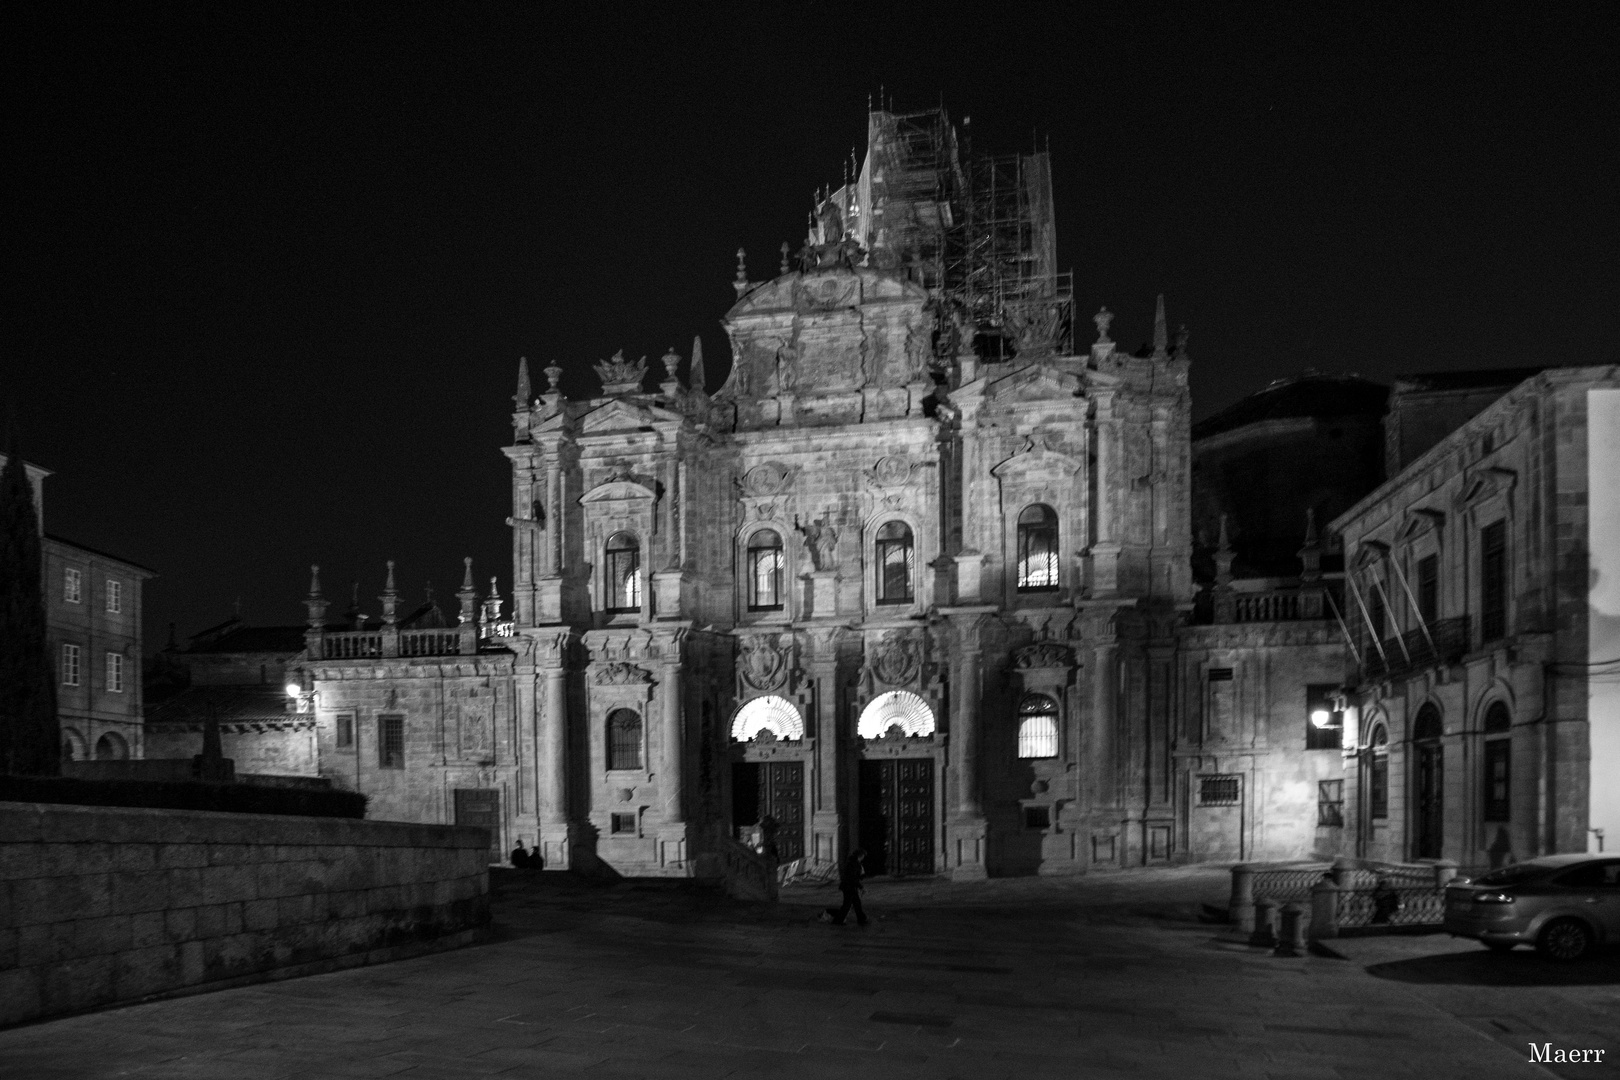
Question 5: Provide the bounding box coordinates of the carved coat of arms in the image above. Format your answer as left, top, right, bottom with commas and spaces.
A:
738, 636, 787, 692
870, 631, 921, 687
1013, 643, 1074, 670
594, 662, 651, 685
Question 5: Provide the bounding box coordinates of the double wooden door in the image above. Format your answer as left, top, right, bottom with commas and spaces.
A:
858, 759, 935, 877
731, 761, 805, 862
1414, 742, 1444, 860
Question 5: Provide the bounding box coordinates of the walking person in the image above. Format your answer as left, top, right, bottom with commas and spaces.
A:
822, 847, 869, 926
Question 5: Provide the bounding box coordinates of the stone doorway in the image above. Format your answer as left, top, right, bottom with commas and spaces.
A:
453, 788, 503, 863
1414, 742, 1443, 859
731, 761, 805, 862
858, 759, 934, 876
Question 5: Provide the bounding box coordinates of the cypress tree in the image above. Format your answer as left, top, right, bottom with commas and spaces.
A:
0, 443, 60, 775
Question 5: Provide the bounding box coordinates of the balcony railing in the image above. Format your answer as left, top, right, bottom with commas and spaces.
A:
319, 627, 479, 660
1359, 615, 1470, 683
323, 633, 382, 659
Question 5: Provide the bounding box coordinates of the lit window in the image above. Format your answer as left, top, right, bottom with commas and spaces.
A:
1016, 694, 1059, 758
605, 532, 641, 613
106, 652, 124, 693
1016, 504, 1059, 590
875, 521, 914, 604
61, 643, 81, 686
105, 579, 122, 614
747, 529, 783, 611
1317, 780, 1344, 826
607, 708, 643, 770
64, 568, 81, 604
378, 714, 405, 769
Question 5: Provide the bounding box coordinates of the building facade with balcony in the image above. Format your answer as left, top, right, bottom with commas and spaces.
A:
1330, 365, 1620, 868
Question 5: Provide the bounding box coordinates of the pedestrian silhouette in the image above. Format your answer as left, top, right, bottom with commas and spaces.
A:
823, 848, 869, 926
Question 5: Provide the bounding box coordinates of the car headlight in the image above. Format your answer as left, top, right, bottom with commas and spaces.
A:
1472, 891, 1516, 904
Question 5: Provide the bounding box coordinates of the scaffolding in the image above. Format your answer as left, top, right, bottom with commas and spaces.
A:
814, 107, 1072, 360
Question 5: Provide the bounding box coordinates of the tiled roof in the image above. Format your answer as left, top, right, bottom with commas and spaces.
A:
144, 684, 299, 725
1193, 374, 1388, 441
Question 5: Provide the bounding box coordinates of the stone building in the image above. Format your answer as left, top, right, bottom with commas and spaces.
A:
1, 452, 155, 762
1331, 365, 1620, 867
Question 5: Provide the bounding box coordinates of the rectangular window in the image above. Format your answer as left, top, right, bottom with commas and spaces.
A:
1370, 754, 1389, 819
1207, 667, 1233, 682
1415, 555, 1438, 626
1368, 584, 1386, 640
610, 812, 637, 835
105, 652, 124, 693
1481, 520, 1507, 642
105, 579, 123, 614
61, 643, 81, 686
336, 712, 355, 749
748, 546, 782, 611
1483, 739, 1511, 822
378, 714, 405, 769
1198, 774, 1241, 806
1317, 780, 1345, 826
64, 568, 81, 603
1305, 683, 1343, 750
1022, 805, 1051, 830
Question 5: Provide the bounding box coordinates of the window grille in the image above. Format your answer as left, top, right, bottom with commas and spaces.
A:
106, 652, 124, 693
336, 713, 355, 748
605, 532, 641, 613
610, 812, 637, 835
747, 529, 783, 610
1207, 667, 1233, 682
1480, 520, 1507, 642
875, 521, 914, 604
607, 708, 643, 770
378, 714, 405, 769
1199, 774, 1240, 806
1016, 694, 1059, 758
1016, 504, 1059, 590
64, 568, 81, 603
62, 644, 81, 687
1317, 779, 1345, 826
105, 579, 123, 614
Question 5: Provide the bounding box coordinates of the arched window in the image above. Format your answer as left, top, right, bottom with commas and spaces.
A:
875, 521, 914, 604
1017, 694, 1059, 758
94, 732, 128, 761
1016, 504, 1059, 591
606, 708, 643, 770
604, 532, 641, 613
1368, 725, 1389, 819
1413, 703, 1442, 742
1483, 702, 1511, 822
747, 529, 784, 611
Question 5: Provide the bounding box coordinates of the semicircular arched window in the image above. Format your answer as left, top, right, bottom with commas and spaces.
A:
605, 531, 641, 614
1017, 693, 1059, 758
1016, 504, 1059, 591
747, 529, 784, 611
857, 690, 935, 739
1412, 703, 1442, 742
875, 521, 914, 605
730, 695, 805, 742
606, 708, 643, 770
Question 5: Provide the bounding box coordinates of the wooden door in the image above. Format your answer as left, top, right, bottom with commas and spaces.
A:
760, 761, 805, 862
1414, 743, 1443, 859
856, 760, 935, 877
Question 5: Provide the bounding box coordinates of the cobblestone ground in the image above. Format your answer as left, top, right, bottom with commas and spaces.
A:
2, 865, 1616, 1079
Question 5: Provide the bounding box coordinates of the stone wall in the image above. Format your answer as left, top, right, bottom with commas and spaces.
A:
0, 801, 490, 1027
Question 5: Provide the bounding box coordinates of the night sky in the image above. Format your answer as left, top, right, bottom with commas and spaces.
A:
6, 3, 1616, 653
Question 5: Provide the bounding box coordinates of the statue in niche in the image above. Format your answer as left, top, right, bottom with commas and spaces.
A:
795, 513, 839, 571
776, 339, 802, 393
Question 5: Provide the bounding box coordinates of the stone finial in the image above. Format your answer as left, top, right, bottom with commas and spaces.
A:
660, 346, 682, 393
482, 576, 504, 628
780, 241, 792, 276
515, 356, 532, 407
1299, 507, 1323, 583
1093, 306, 1114, 344
1152, 294, 1168, 356
733, 247, 749, 296
593, 350, 647, 395
303, 564, 329, 628
690, 335, 705, 393
1215, 514, 1236, 587
1174, 324, 1189, 355
457, 557, 478, 624
379, 559, 400, 626
543, 362, 563, 393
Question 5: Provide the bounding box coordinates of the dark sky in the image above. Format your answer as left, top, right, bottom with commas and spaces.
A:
6, 2, 1616, 652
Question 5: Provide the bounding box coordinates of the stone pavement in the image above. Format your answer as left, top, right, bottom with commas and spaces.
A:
1, 865, 1615, 1079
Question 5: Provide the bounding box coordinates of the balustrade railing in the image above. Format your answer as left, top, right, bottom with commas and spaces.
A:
400, 630, 464, 656
322, 633, 382, 659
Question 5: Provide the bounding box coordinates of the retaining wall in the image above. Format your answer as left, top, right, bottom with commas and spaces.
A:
0, 801, 490, 1026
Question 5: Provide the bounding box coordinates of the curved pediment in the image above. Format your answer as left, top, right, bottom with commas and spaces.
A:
581, 478, 657, 504
990, 436, 1083, 478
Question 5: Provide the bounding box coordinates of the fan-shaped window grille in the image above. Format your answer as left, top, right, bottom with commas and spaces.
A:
731, 695, 804, 742
857, 690, 935, 739
1017, 694, 1059, 758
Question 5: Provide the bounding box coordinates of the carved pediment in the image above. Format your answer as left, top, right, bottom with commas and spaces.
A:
1397, 508, 1445, 541
991, 435, 1082, 478
1351, 540, 1390, 570
594, 661, 651, 685
1456, 466, 1517, 512
985, 363, 1083, 405
580, 398, 684, 434
581, 478, 657, 504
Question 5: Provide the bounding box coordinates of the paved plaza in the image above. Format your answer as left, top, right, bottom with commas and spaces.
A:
1, 865, 1616, 1079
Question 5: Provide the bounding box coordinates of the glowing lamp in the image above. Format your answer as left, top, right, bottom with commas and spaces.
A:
1310, 709, 1333, 729
285, 682, 302, 698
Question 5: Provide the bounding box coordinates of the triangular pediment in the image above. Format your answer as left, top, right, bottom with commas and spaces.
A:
579, 398, 684, 435
985, 362, 1083, 405
1455, 466, 1516, 511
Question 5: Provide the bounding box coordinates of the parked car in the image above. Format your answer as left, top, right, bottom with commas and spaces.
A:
1444, 854, 1620, 961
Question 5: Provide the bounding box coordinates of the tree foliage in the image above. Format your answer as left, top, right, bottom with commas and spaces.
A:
0, 445, 59, 775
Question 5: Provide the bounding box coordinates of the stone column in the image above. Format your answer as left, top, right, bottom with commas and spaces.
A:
944, 609, 993, 881
661, 661, 685, 825
956, 646, 983, 818
1092, 638, 1119, 810
538, 654, 571, 870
